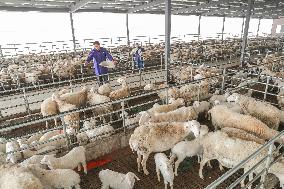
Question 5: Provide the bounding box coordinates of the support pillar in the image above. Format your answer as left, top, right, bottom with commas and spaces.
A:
69, 12, 76, 53
256, 18, 261, 37
241, 16, 245, 39
221, 16, 226, 42
240, 0, 253, 67
198, 15, 201, 41
165, 0, 171, 103
126, 14, 130, 46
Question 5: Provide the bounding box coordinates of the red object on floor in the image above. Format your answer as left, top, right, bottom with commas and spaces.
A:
87, 158, 112, 171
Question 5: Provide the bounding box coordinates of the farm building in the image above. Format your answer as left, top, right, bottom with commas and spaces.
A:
0, 0, 284, 188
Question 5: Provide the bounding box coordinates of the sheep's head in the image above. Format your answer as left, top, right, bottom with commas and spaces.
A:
138, 111, 151, 125
40, 154, 55, 167
168, 98, 176, 104
17, 138, 27, 146
125, 172, 140, 187
144, 84, 154, 91
6, 153, 19, 164
214, 100, 221, 105
76, 132, 89, 145
184, 120, 201, 137
193, 101, 200, 108
227, 93, 239, 103
200, 125, 209, 137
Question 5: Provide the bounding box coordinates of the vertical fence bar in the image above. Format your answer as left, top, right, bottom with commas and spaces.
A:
260, 143, 275, 187
264, 76, 270, 100
160, 54, 163, 69
80, 64, 84, 82
61, 116, 71, 149
22, 88, 31, 115
221, 68, 226, 92
122, 100, 126, 133
240, 0, 253, 67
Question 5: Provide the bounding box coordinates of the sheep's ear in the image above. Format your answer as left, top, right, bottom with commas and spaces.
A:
51, 93, 57, 101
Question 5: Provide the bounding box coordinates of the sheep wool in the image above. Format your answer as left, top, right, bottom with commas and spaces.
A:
99, 169, 140, 189
227, 93, 282, 130
129, 120, 201, 175
40, 146, 87, 174
154, 153, 174, 189
28, 165, 81, 189
209, 105, 280, 142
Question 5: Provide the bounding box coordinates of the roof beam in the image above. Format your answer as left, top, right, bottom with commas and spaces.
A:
172, 0, 228, 15
128, 0, 164, 13
70, 0, 93, 12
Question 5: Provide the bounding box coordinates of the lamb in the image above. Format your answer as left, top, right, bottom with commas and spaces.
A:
27, 133, 43, 144
179, 80, 210, 103
170, 125, 209, 176
109, 77, 130, 100
213, 100, 243, 114
199, 131, 269, 188
82, 117, 97, 130
40, 146, 87, 174
40, 88, 69, 128
208, 105, 280, 142
139, 106, 198, 125
227, 93, 284, 130
20, 155, 44, 167
129, 120, 201, 175
28, 165, 81, 189
6, 141, 22, 163
52, 93, 80, 131
209, 92, 229, 106
76, 124, 114, 144
87, 87, 113, 123
99, 169, 140, 189
98, 83, 112, 96
154, 153, 174, 189
221, 127, 265, 144
38, 130, 61, 143
148, 98, 185, 114
192, 101, 210, 118
144, 83, 180, 102
60, 86, 88, 108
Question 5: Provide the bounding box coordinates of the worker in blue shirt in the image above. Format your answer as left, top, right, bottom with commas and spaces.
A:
131, 43, 145, 70
85, 41, 115, 85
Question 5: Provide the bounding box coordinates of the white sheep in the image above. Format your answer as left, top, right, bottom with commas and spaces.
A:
27, 133, 43, 144
40, 146, 87, 174
38, 130, 61, 143
20, 155, 47, 169
28, 165, 81, 189
52, 93, 80, 131
149, 98, 185, 114
208, 105, 281, 142
129, 120, 201, 175
60, 86, 88, 108
87, 87, 113, 123
179, 80, 210, 103
6, 141, 22, 163
170, 125, 209, 176
139, 106, 198, 125
144, 83, 180, 102
154, 153, 174, 189
209, 92, 229, 106
98, 83, 112, 96
199, 131, 269, 188
192, 101, 210, 118
99, 169, 140, 189
109, 77, 130, 100
82, 117, 97, 130
76, 124, 114, 145
213, 100, 243, 114
120, 111, 141, 128
40, 88, 69, 128
227, 93, 284, 130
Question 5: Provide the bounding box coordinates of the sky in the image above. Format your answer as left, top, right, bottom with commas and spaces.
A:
0, 11, 273, 55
